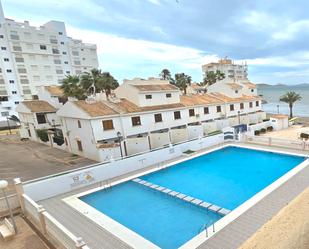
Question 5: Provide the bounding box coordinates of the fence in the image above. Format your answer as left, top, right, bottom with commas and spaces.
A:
23, 133, 225, 201
0, 194, 20, 216
22, 192, 89, 249
246, 135, 309, 151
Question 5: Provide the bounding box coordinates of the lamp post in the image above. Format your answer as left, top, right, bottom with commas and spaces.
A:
277, 105, 280, 114
237, 111, 241, 125
117, 131, 123, 158
6, 116, 12, 135
0, 180, 17, 234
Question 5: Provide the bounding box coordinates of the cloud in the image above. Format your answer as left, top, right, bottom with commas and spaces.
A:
272, 19, 309, 41
66, 25, 219, 82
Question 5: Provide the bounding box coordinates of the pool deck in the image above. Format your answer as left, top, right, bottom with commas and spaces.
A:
39, 142, 309, 249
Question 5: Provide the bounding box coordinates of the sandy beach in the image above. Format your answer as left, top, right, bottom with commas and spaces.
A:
239, 187, 309, 249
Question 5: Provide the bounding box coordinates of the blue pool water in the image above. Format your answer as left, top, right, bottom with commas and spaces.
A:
80, 146, 305, 249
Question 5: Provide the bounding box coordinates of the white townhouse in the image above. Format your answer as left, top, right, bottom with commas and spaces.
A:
0, 1, 98, 125
55, 77, 265, 162
16, 100, 64, 147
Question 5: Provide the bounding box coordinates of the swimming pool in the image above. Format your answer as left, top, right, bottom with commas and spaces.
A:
78, 146, 306, 248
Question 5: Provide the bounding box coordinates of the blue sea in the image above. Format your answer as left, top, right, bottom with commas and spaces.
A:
257, 84, 309, 117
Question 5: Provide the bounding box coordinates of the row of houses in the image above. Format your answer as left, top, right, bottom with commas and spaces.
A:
16, 73, 268, 162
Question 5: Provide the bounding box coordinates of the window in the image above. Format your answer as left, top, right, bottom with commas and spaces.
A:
204, 107, 209, 114
1, 47, 6, 50
52, 48, 60, 54
249, 102, 253, 108
27, 129, 31, 137
189, 109, 195, 117
77, 120, 81, 128
0, 96, 8, 102
13, 46, 22, 51
62, 52, 67, 55
251, 89, 254, 93
145, 94, 152, 99
4, 58, 9, 62
64, 61, 68, 64
9, 80, 14, 84
77, 140, 83, 151
131, 116, 141, 126
0, 35, 3, 38
256, 101, 260, 107
235, 90, 238, 94
6, 69, 12, 73
72, 51, 79, 56
154, 113, 162, 123
240, 103, 244, 109
216, 106, 221, 113
36, 113, 46, 124
102, 120, 114, 130
12, 91, 17, 94
166, 93, 172, 98
14, 101, 19, 105
230, 104, 234, 111
60, 42, 64, 45
40, 45, 47, 50
1, 111, 9, 117
58, 32, 63, 35
174, 111, 181, 120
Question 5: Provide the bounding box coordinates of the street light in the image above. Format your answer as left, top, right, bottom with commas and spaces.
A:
237, 111, 241, 125
277, 105, 280, 114
117, 131, 123, 158
0, 180, 17, 234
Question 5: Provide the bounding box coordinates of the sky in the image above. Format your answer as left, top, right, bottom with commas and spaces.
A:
2, 0, 309, 85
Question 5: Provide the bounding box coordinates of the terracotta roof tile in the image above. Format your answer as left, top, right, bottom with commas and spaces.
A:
180, 94, 223, 106
227, 83, 243, 90
45, 86, 64, 96
74, 101, 118, 117
209, 92, 261, 103
242, 82, 256, 89
270, 114, 289, 119
22, 100, 56, 113
132, 84, 179, 92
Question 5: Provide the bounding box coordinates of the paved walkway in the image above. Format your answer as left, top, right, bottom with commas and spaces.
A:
0, 216, 49, 249
38, 143, 309, 249
0, 134, 95, 194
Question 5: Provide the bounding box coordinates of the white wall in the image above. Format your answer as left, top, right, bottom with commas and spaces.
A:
187, 125, 203, 139
125, 137, 150, 156
170, 128, 189, 143
149, 132, 170, 149
23, 133, 224, 201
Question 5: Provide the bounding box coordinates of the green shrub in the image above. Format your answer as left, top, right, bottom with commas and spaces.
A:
260, 128, 266, 134
300, 133, 309, 139
267, 126, 274, 132
207, 130, 222, 136
254, 130, 260, 136
263, 118, 270, 122
183, 150, 195, 154
36, 129, 49, 142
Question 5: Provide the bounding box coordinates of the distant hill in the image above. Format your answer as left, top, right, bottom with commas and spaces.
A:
257, 83, 309, 88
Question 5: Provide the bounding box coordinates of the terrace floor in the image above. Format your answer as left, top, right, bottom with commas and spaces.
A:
38, 143, 309, 249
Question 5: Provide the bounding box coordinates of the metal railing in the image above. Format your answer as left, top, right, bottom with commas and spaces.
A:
0, 194, 19, 216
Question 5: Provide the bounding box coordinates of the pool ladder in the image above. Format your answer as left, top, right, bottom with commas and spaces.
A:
199, 221, 215, 237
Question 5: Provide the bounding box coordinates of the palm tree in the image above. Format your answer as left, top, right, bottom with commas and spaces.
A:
160, 69, 171, 80
61, 75, 85, 100
175, 73, 191, 94
80, 68, 104, 95
101, 72, 119, 98
201, 70, 225, 87
8, 115, 20, 124
280, 91, 302, 118
215, 70, 225, 81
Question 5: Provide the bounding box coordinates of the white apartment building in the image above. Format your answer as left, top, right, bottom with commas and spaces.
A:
0, 1, 98, 124
51, 78, 265, 162
202, 57, 248, 81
